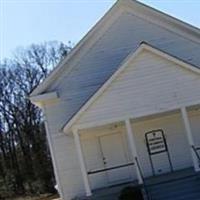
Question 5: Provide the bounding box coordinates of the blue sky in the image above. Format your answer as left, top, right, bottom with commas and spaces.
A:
0, 0, 200, 60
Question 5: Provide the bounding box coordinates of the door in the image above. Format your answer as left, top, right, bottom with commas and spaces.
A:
99, 132, 131, 184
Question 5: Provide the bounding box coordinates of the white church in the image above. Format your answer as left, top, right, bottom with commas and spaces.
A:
30, 0, 200, 199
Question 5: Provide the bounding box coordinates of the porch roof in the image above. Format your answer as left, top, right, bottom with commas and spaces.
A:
62, 42, 200, 133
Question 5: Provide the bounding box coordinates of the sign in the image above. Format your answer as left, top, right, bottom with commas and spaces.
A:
145, 130, 167, 155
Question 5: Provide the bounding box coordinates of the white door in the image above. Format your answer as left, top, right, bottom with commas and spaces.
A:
99, 132, 132, 184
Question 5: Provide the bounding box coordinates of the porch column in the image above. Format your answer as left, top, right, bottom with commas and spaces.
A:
125, 119, 143, 184
180, 107, 200, 171
73, 128, 92, 196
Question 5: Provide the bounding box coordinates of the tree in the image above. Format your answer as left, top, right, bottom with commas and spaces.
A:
0, 41, 71, 197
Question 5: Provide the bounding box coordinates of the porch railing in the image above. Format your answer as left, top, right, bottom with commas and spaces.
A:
87, 159, 153, 200
134, 157, 152, 200
191, 145, 200, 163
87, 162, 134, 175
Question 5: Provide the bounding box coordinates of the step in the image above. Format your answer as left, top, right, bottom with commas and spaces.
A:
148, 176, 200, 200
80, 169, 200, 200
149, 179, 200, 193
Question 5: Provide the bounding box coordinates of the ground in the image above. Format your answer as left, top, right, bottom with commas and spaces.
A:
5, 194, 60, 200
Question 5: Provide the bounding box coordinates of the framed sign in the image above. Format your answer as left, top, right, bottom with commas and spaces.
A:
145, 129, 173, 175
145, 129, 167, 155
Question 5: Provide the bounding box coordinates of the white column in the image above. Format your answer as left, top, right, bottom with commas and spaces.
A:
181, 107, 200, 171
125, 119, 143, 184
73, 128, 92, 196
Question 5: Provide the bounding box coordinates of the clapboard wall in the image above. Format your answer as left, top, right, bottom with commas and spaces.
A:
43, 10, 200, 200
77, 50, 200, 125
49, 12, 200, 129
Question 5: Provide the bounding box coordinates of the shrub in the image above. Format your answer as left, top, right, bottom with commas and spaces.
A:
119, 186, 144, 200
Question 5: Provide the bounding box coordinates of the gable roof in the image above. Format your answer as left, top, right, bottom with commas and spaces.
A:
63, 42, 200, 133
30, 0, 200, 97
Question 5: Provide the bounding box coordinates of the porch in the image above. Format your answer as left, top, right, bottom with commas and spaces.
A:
80, 167, 200, 200
72, 106, 200, 198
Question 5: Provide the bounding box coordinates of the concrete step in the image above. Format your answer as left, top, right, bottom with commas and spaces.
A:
79, 169, 200, 200
148, 175, 200, 200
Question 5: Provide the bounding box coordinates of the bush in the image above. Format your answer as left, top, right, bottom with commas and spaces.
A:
119, 186, 144, 200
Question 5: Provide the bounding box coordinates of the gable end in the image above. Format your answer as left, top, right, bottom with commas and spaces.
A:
63, 43, 200, 133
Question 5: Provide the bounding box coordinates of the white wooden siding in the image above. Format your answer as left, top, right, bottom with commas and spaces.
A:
44, 48, 200, 199
76, 50, 200, 125
44, 104, 86, 199
43, 12, 200, 200
48, 12, 200, 126
49, 134, 86, 199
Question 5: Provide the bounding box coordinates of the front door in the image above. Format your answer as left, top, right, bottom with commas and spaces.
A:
99, 132, 131, 184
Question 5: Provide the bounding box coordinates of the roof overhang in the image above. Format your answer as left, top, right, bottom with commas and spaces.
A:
30, 91, 59, 108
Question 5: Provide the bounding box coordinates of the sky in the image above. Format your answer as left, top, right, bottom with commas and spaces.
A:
0, 0, 200, 60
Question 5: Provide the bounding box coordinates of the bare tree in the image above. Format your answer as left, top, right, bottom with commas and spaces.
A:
0, 41, 71, 197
